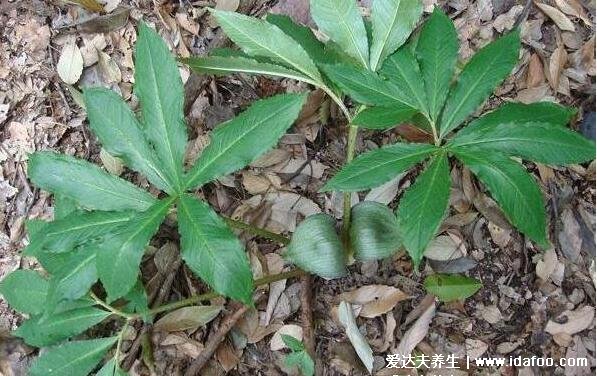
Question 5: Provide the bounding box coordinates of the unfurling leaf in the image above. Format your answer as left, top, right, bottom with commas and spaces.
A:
424, 273, 482, 301
178, 194, 254, 304
398, 153, 451, 268
285, 214, 347, 279
29, 337, 117, 376
350, 201, 401, 261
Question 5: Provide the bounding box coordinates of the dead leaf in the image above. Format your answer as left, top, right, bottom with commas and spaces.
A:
57, 41, 84, 85
364, 174, 403, 205
71, 0, 104, 12
216, 340, 241, 372
536, 248, 558, 282
424, 235, 465, 261
339, 285, 408, 318
396, 297, 436, 358
554, 0, 591, 25
270, 324, 303, 351
559, 208, 582, 261
154, 305, 222, 332
338, 301, 374, 374
487, 222, 511, 248
548, 42, 568, 90
527, 53, 545, 87
215, 0, 240, 11
99, 148, 124, 175
242, 172, 272, 195
97, 49, 121, 83
545, 306, 595, 336
251, 149, 290, 168
466, 339, 488, 359
77, 6, 130, 34
535, 2, 576, 31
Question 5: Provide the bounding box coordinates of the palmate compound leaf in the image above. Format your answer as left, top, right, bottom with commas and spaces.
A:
424, 273, 482, 301
439, 31, 521, 138
284, 214, 347, 279
84, 87, 174, 193
211, 9, 322, 82
322, 143, 437, 192
178, 194, 254, 305
28, 337, 117, 376
97, 197, 174, 301
369, 0, 423, 71
28, 152, 156, 212
450, 122, 596, 165
415, 7, 459, 122
350, 201, 401, 261
321, 63, 417, 109
310, 0, 369, 68
0, 270, 48, 315
185, 93, 307, 189
397, 153, 451, 268
352, 104, 417, 130
135, 22, 188, 191
453, 148, 549, 248
453, 101, 577, 138
14, 306, 110, 347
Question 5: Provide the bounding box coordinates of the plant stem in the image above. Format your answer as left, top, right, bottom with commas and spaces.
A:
224, 217, 290, 245
90, 292, 134, 320
146, 269, 305, 316
341, 124, 359, 243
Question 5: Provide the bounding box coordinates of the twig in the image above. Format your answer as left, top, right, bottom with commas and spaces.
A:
183, 304, 250, 376
224, 217, 290, 245
299, 275, 315, 357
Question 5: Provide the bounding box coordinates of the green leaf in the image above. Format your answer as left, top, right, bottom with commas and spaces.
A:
97, 198, 173, 301
182, 56, 313, 83
322, 143, 436, 191
0, 270, 48, 315
379, 48, 429, 112
439, 31, 520, 137
322, 63, 416, 108
451, 122, 596, 165
84, 87, 174, 193
178, 194, 254, 304
454, 149, 549, 248
281, 334, 306, 352
284, 214, 347, 279
185, 93, 306, 189
96, 359, 128, 376
38, 210, 135, 253
212, 10, 321, 81
54, 195, 78, 219
424, 274, 482, 301
44, 247, 98, 311
28, 152, 156, 212
265, 14, 329, 66
310, 0, 369, 68
370, 0, 423, 70
124, 279, 150, 322
135, 22, 187, 190
29, 337, 117, 376
352, 105, 417, 129
415, 7, 459, 121
284, 350, 315, 376
453, 101, 577, 138
350, 201, 401, 261
14, 307, 110, 347
397, 153, 450, 268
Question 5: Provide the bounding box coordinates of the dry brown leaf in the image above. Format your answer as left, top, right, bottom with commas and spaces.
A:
487, 221, 511, 248
558, 208, 582, 261
548, 42, 568, 90
216, 341, 241, 372
424, 235, 465, 261
527, 53, 545, 87
97, 49, 121, 83
154, 305, 222, 332
215, 0, 240, 11
70, 0, 104, 12
339, 285, 408, 318
57, 41, 84, 85
99, 148, 124, 176
545, 306, 595, 336
364, 174, 403, 205
270, 324, 303, 351
554, 0, 591, 25
536, 248, 558, 282
535, 2, 576, 31
242, 172, 272, 195
251, 149, 291, 168
396, 297, 436, 358
338, 301, 374, 374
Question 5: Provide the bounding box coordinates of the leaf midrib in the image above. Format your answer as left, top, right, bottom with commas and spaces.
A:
371, 3, 401, 70
42, 341, 113, 374
385, 58, 427, 112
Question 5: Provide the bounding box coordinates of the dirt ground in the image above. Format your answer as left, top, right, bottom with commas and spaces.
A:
0, 0, 595, 375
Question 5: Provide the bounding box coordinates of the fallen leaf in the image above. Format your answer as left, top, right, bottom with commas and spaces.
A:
215, 0, 240, 11
545, 306, 595, 336
270, 324, 303, 351
338, 301, 374, 374
242, 172, 272, 194
527, 53, 545, 87
251, 149, 290, 168
57, 41, 84, 85
71, 0, 104, 12
424, 235, 465, 261
559, 208, 582, 261
536, 248, 558, 282
364, 174, 403, 205
428, 257, 478, 273
466, 339, 488, 359
154, 305, 222, 332
216, 340, 241, 372
99, 148, 124, 176
396, 297, 436, 358
535, 2, 576, 31
554, 0, 591, 25
548, 41, 568, 90
339, 285, 408, 318
97, 49, 121, 83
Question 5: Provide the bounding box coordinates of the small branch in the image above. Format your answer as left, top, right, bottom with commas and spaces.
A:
183, 304, 250, 376
299, 275, 315, 357
341, 124, 359, 247
224, 217, 290, 245
89, 292, 133, 320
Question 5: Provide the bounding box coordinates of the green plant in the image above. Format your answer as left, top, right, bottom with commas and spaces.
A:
281, 335, 315, 376
0, 22, 307, 375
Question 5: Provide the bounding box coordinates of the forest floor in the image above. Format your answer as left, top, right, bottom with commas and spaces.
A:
0, 0, 595, 375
